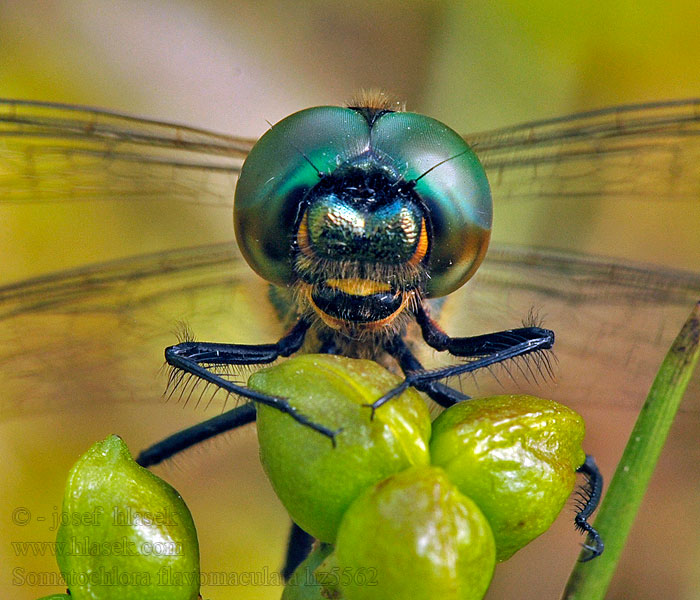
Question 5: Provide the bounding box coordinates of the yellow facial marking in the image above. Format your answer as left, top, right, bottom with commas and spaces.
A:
325, 278, 391, 296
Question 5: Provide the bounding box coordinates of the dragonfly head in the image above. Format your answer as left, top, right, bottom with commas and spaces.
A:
234, 101, 493, 331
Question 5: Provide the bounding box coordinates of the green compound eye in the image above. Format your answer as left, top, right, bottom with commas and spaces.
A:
370, 111, 492, 296
234, 107, 371, 286
234, 105, 492, 297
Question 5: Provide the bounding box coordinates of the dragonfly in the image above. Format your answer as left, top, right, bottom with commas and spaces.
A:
1, 97, 698, 599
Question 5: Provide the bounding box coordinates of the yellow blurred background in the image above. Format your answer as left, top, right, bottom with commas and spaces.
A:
1, 1, 698, 599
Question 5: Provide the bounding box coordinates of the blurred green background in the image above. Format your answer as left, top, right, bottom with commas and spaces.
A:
1, 1, 698, 599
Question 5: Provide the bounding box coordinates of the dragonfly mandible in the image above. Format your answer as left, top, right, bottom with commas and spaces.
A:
1, 96, 698, 599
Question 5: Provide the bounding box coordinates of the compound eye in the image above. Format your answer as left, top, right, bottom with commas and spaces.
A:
371, 111, 492, 297
234, 107, 371, 286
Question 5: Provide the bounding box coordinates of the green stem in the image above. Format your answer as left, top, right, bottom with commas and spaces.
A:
562, 301, 700, 600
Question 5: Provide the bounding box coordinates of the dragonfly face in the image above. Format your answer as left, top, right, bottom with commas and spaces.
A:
233, 100, 491, 338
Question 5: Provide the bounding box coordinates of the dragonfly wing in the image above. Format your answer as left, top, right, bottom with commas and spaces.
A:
0, 99, 255, 280
0, 243, 281, 420
434, 244, 700, 413
0, 98, 254, 204
467, 99, 700, 202
1, 98, 698, 417
467, 99, 700, 270
442, 98, 700, 412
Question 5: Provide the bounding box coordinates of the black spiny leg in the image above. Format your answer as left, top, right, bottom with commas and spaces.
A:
137, 318, 338, 466
164, 318, 339, 441
282, 523, 314, 581
414, 302, 555, 360
384, 336, 469, 407
574, 454, 604, 561
166, 317, 311, 369
137, 403, 256, 467
369, 304, 555, 412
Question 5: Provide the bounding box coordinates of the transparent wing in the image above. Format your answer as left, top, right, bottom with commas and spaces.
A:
435, 245, 700, 413
448, 98, 700, 413
0, 98, 254, 205
0, 99, 255, 279
468, 99, 700, 270
467, 99, 700, 202
2, 240, 696, 420
0, 244, 278, 420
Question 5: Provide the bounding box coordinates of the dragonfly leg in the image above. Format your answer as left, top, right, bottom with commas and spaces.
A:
165, 317, 310, 368
274, 336, 343, 580
384, 336, 470, 407
138, 318, 339, 465
164, 318, 339, 441
282, 522, 315, 581
574, 454, 605, 561
368, 311, 554, 413
136, 403, 256, 467
415, 302, 555, 358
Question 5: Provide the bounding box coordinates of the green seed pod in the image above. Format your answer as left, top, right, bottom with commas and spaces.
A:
430, 395, 586, 561
250, 354, 431, 542
55, 435, 200, 600
333, 465, 495, 600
